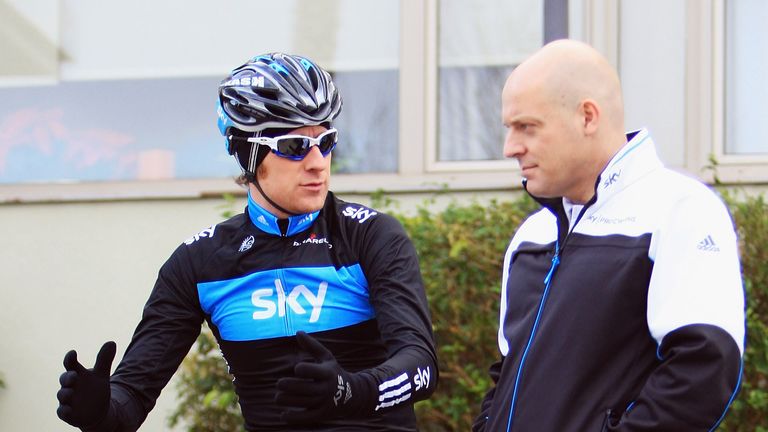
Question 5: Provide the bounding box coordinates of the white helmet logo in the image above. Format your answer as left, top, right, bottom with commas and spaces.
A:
221, 76, 265, 88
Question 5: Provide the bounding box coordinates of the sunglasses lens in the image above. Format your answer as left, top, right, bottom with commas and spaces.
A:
274, 130, 338, 158
276, 137, 311, 157
318, 131, 337, 154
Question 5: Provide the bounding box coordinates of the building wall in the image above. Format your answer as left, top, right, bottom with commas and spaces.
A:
0, 198, 225, 431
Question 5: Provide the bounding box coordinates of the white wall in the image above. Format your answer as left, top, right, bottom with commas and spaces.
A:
0, 197, 236, 431
57, 0, 398, 80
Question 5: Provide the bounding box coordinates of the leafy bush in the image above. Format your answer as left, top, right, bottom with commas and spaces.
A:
170, 193, 767, 431
717, 193, 768, 431
169, 327, 244, 432
401, 198, 538, 430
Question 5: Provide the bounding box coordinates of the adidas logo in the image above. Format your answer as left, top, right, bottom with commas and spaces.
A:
697, 235, 720, 252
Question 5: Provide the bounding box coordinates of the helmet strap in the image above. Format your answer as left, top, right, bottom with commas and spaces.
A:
230, 128, 304, 218
251, 172, 300, 217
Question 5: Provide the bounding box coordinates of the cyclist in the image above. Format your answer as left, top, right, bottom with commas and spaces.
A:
57, 52, 438, 431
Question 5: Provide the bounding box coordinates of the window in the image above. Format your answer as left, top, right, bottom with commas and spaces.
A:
434, 0, 569, 165
332, 69, 399, 174
0, 78, 233, 183
725, 0, 768, 155
0, 0, 399, 186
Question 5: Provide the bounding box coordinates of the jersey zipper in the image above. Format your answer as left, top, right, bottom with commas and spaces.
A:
275, 267, 292, 336
277, 221, 292, 336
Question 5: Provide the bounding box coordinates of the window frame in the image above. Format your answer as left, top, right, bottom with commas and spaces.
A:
422, 0, 558, 174
687, 0, 768, 185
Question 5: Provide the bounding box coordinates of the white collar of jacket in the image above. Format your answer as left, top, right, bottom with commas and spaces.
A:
524, 128, 661, 229
592, 128, 662, 209
246, 192, 319, 236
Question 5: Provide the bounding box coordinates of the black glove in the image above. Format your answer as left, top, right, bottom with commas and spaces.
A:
275, 331, 371, 423
57, 341, 116, 428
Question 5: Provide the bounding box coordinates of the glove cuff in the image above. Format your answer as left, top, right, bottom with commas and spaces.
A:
79, 399, 117, 432
338, 371, 377, 418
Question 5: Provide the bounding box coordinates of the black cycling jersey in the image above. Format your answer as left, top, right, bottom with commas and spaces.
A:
97, 192, 437, 431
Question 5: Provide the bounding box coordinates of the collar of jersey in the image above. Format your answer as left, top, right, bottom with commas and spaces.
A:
247, 193, 319, 236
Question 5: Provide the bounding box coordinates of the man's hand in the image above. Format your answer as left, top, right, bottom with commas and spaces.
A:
56, 341, 116, 428
275, 331, 367, 423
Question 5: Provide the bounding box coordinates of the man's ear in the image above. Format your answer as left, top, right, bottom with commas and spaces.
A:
580, 99, 600, 135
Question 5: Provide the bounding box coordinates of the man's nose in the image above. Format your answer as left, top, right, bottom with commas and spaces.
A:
503, 131, 524, 159
303, 145, 328, 169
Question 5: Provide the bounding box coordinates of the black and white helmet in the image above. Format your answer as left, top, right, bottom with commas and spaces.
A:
217, 52, 342, 139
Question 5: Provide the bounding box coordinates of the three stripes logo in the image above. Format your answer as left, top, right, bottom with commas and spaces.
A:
375, 373, 412, 411
697, 235, 720, 252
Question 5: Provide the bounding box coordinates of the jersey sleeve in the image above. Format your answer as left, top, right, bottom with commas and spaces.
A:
611, 190, 745, 431
354, 212, 439, 413
91, 244, 205, 431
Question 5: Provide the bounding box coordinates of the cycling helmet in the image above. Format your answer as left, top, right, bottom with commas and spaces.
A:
217, 53, 342, 184
217, 52, 342, 140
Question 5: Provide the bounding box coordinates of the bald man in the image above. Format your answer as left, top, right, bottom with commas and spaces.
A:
474, 40, 745, 431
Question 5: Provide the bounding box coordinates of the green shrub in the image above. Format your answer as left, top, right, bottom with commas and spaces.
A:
168, 326, 244, 432
402, 198, 538, 430
170, 193, 767, 431
717, 193, 768, 431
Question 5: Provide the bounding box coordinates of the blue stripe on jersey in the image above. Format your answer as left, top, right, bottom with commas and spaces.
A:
198, 264, 374, 341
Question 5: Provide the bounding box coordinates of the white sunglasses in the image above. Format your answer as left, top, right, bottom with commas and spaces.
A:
246, 128, 338, 160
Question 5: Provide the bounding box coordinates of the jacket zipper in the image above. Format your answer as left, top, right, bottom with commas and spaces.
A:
504, 203, 591, 432
504, 243, 560, 432
601, 409, 613, 432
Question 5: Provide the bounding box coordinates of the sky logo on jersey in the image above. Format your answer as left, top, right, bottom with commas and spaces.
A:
343, 206, 378, 224
184, 225, 216, 245
252, 280, 327, 323
414, 366, 431, 392
198, 264, 373, 341
296, 213, 316, 226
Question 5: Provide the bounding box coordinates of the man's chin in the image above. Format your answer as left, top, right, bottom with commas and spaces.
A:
293, 193, 328, 214
524, 184, 557, 199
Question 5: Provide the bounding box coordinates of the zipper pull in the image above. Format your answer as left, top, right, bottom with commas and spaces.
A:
543, 253, 560, 285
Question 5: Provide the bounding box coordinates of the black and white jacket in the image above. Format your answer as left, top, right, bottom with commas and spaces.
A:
475, 129, 745, 432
